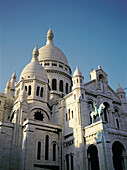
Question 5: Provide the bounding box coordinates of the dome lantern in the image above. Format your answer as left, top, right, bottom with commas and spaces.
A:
46, 26, 54, 45
31, 45, 39, 62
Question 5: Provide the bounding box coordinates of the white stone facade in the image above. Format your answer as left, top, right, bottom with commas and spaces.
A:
0, 27, 127, 170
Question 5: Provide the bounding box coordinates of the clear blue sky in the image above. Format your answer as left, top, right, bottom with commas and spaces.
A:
0, 0, 127, 95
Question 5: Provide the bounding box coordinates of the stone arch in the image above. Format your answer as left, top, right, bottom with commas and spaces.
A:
103, 102, 110, 122
65, 154, 69, 170
112, 141, 126, 170
87, 144, 100, 170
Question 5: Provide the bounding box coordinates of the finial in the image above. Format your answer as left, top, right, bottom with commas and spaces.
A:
98, 65, 101, 69
31, 45, 39, 62
46, 26, 54, 45
12, 71, 16, 79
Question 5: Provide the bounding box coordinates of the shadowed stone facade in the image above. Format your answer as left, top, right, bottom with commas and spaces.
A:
0, 27, 127, 170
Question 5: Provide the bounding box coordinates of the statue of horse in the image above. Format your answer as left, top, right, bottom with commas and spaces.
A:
90, 102, 105, 123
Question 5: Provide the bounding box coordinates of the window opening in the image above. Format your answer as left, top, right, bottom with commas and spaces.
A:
72, 111, 73, 119
65, 154, 69, 170
59, 80, 63, 92
36, 86, 40, 96
40, 87, 43, 97
52, 79, 57, 90
53, 143, 56, 161
52, 63, 57, 66
66, 113, 68, 121
45, 135, 49, 160
116, 119, 119, 129
25, 86, 27, 91
71, 155, 74, 170
37, 141, 41, 160
28, 86, 31, 95
68, 109, 70, 120
34, 111, 44, 121
66, 83, 68, 94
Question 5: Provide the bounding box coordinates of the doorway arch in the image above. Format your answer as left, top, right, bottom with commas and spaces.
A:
112, 141, 125, 170
87, 145, 100, 170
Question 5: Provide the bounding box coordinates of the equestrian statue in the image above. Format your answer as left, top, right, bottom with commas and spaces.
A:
90, 101, 105, 123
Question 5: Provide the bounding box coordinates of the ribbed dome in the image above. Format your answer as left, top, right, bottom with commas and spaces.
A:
38, 44, 68, 65
20, 46, 48, 82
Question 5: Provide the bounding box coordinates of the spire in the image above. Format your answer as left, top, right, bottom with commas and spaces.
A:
116, 83, 124, 94
46, 26, 54, 45
73, 66, 82, 77
31, 45, 39, 62
11, 71, 16, 80
5, 79, 11, 94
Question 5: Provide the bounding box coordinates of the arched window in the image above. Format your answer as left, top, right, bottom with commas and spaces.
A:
59, 80, 63, 92
36, 86, 40, 96
87, 145, 100, 170
103, 102, 109, 122
114, 109, 120, 129
65, 154, 69, 170
25, 86, 27, 91
99, 74, 104, 91
52, 79, 57, 90
66, 83, 68, 94
88, 101, 93, 124
68, 109, 70, 120
71, 154, 74, 170
116, 119, 119, 129
53, 143, 56, 161
66, 113, 68, 121
37, 141, 41, 160
112, 141, 125, 170
71, 111, 73, 119
40, 87, 43, 97
45, 135, 49, 160
28, 85, 31, 95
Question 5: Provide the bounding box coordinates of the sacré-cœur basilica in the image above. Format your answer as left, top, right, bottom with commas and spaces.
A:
0, 27, 127, 170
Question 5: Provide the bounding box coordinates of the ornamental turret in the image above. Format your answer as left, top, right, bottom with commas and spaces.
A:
116, 83, 126, 101
72, 66, 85, 100
10, 72, 16, 98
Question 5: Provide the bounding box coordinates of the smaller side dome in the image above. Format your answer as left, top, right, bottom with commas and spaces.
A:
20, 45, 48, 82
73, 66, 82, 78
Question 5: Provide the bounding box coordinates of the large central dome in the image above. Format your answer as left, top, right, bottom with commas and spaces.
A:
38, 27, 69, 66
39, 44, 68, 65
